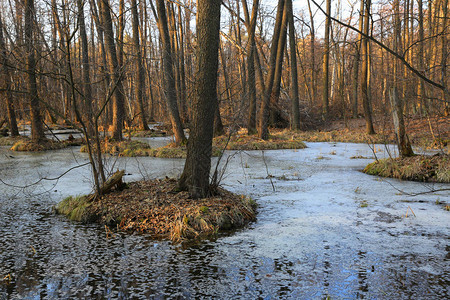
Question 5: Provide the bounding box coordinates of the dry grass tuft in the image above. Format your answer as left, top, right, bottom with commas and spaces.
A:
363, 154, 449, 183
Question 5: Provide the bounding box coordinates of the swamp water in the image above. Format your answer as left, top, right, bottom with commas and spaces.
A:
0, 142, 448, 299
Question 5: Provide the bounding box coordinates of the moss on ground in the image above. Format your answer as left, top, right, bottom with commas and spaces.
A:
55, 195, 95, 223
55, 178, 257, 242
363, 154, 450, 183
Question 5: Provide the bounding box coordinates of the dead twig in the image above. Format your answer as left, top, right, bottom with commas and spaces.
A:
262, 151, 275, 192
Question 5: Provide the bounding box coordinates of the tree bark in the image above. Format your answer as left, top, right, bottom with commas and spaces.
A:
440, 0, 448, 115
98, 0, 125, 140
361, 0, 375, 134
131, 0, 149, 130
321, 0, 331, 117
242, 0, 259, 135
51, 0, 71, 123
306, 0, 317, 105
258, 0, 285, 139
391, 0, 413, 157
390, 87, 414, 157
416, 0, 427, 113
155, 0, 186, 144
286, 0, 300, 129
77, 0, 94, 135
178, 0, 221, 199
270, 2, 289, 127
25, 0, 45, 143
0, 14, 19, 136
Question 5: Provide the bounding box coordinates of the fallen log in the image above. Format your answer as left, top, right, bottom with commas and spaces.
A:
101, 170, 125, 194
88, 170, 125, 201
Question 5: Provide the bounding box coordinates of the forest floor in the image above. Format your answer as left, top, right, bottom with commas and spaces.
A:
80, 115, 448, 157
56, 178, 256, 242
301, 114, 449, 151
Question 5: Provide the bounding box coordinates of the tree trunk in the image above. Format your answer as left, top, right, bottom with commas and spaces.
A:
270, 2, 289, 127
51, 0, 71, 123
416, 0, 427, 114
177, 7, 188, 123
242, 0, 259, 135
286, 0, 300, 129
389, 87, 414, 157
307, 0, 317, 105
440, 0, 449, 115
0, 14, 19, 137
77, 0, 94, 135
98, 0, 125, 140
361, 0, 375, 134
90, 0, 112, 127
178, 0, 221, 199
155, 0, 186, 144
258, 0, 285, 140
214, 105, 224, 136
391, 0, 413, 157
131, 0, 149, 130
322, 0, 331, 117
25, 0, 44, 143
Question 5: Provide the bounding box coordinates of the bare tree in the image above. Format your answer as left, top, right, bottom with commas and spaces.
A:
25, 0, 45, 143
131, 0, 149, 130
98, 0, 126, 141
321, 0, 331, 117
286, 0, 300, 129
178, 0, 221, 198
361, 0, 375, 134
258, 0, 285, 140
0, 13, 19, 136
154, 0, 186, 145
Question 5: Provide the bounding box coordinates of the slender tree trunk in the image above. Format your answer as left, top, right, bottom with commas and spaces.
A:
351, 50, 359, 117
389, 87, 414, 157
258, 0, 285, 139
77, 0, 94, 135
178, 0, 221, 199
242, 0, 259, 135
177, 7, 188, 123
155, 0, 186, 144
52, 0, 71, 123
441, 0, 449, 115
270, 2, 288, 127
98, 0, 125, 140
417, 0, 427, 113
392, 0, 413, 157
286, 0, 300, 129
25, 0, 44, 143
307, 0, 317, 105
131, 0, 149, 130
90, 0, 111, 127
117, 0, 125, 68
0, 14, 19, 136
361, 0, 375, 134
322, 0, 331, 117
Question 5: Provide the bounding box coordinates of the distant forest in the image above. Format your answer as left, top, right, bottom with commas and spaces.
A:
0, 0, 448, 140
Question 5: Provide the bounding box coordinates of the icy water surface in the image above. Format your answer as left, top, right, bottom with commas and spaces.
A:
0, 142, 448, 299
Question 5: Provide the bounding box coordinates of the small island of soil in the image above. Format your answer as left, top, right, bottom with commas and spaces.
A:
363, 153, 450, 183
56, 178, 256, 242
